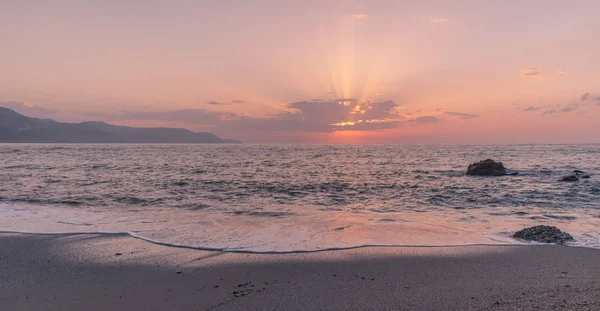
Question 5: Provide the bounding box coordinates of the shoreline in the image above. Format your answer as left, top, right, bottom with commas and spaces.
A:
1, 233, 599, 310
3, 199, 599, 252
0, 229, 590, 254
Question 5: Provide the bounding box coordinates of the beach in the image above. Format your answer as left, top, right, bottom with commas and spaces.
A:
1, 233, 599, 310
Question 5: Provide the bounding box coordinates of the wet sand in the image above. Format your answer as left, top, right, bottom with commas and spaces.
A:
1, 233, 599, 310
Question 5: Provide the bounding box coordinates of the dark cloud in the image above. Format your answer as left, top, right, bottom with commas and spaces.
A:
541, 109, 556, 116
579, 92, 600, 106
216, 99, 404, 133
443, 111, 479, 119
521, 67, 543, 77
408, 116, 441, 124
541, 103, 584, 116
207, 101, 230, 105
333, 121, 400, 131
560, 103, 580, 113
524, 106, 541, 112
284, 99, 399, 126
208, 100, 246, 105
236, 99, 403, 132
536, 93, 600, 116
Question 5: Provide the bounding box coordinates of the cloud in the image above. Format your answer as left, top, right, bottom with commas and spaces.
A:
0, 101, 65, 119
258, 98, 403, 132
208, 100, 246, 105
557, 69, 568, 75
579, 93, 600, 106
207, 101, 230, 105
81, 98, 406, 133
114, 109, 237, 124
2, 97, 457, 137
541, 102, 586, 116
408, 116, 441, 124
521, 67, 544, 77
559, 103, 580, 113
443, 111, 479, 119
537, 92, 600, 115
524, 106, 541, 112
352, 14, 368, 19
580, 93, 590, 101
333, 120, 400, 131
429, 18, 449, 23
224, 98, 414, 133
541, 109, 556, 116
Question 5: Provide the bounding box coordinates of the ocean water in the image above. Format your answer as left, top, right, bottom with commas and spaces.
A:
0, 144, 599, 252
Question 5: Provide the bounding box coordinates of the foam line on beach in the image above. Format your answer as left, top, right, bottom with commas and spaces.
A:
0, 229, 569, 254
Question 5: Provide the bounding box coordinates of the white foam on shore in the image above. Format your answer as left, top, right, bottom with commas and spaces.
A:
1, 202, 598, 253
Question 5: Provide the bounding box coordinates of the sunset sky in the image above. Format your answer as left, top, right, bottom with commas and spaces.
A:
2, 0, 600, 143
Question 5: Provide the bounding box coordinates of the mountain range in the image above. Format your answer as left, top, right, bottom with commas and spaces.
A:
0, 107, 241, 143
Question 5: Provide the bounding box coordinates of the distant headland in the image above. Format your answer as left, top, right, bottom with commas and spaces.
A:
0, 107, 241, 144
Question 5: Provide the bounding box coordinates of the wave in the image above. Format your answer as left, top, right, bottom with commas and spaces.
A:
0, 229, 565, 254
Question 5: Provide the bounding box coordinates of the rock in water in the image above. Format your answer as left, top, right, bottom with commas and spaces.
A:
572, 170, 592, 179
560, 175, 579, 182
466, 159, 507, 176
513, 225, 574, 244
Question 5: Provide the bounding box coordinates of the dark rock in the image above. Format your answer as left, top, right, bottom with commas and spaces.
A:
466, 159, 507, 176
560, 175, 579, 182
513, 225, 574, 244
114, 253, 122, 256
506, 172, 520, 176
581, 175, 591, 179
573, 170, 585, 174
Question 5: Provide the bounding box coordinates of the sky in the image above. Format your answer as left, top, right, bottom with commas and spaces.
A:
1, 0, 600, 143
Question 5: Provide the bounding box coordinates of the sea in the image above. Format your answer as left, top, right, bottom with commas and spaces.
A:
0, 144, 599, 252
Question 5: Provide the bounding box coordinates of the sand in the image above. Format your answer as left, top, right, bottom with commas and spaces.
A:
1, 233, 599, 310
